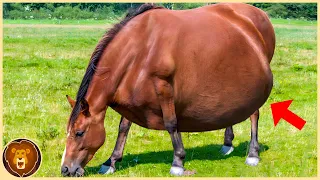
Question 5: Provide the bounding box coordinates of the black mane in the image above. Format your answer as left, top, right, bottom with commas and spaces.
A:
69, 4, 164, 125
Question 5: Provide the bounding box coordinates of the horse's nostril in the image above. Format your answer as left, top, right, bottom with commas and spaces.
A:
61, 165, 69, 175
75, 167, 84, 177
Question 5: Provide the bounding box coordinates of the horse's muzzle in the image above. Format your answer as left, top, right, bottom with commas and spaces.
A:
61, 164, 84, 177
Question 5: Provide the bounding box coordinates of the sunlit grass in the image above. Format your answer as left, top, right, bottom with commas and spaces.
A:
2, 19, 317, 177
271, 18, 317, 26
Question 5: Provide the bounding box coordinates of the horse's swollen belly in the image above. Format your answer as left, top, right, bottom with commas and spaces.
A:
115, 93, 268, 132
173, 63, 273, 132
114, 65, 272, 132
176, 101, 261, 132
175, 85, 271, 132
114, 80, 272, 132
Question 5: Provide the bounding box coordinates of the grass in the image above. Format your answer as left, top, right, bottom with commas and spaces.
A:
270, 18, 317, 26
2, 18, 317, 177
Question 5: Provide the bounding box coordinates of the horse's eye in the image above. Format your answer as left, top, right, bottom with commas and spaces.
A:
75, 131, 85, 137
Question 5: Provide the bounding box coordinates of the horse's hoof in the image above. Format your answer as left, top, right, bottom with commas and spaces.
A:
98, 165, 115, 174
170, 166, 184, 176
245, 157, 260, 166
221, 145, 234, 155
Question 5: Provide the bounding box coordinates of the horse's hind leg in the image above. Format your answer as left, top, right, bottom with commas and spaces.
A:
99, 117, 132, 174
245, 110, 260, 166
221, 126, 235, 155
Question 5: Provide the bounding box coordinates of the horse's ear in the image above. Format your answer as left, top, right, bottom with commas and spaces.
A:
80, 99, 90, 117
66, 95, 75, 108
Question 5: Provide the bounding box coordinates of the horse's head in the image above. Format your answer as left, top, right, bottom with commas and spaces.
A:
61, 95, 106, 177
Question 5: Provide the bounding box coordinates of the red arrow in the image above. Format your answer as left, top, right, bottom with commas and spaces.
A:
271, 100, 306, 130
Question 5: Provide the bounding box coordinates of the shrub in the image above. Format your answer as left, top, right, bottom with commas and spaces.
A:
32, 7, 52, 19
8, 10, 27, 19
174, 3, 208, 10
53, 6, 72, 19
94, 5, 115, 20
11, 3, 25, 11
265, 4, 288, 19
52, 5, 94, 19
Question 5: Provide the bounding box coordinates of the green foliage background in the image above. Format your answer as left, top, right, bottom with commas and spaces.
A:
3, 3, 317, 20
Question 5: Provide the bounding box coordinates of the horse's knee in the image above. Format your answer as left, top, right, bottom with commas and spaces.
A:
164, 119, 178, 133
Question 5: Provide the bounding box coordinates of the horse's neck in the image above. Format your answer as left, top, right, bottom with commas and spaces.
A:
85, 72, 111, 115
85, 36, 134, 116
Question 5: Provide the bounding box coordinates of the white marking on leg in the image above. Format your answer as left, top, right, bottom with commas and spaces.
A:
221, 145, 234, 155
98, 165, 115, 174
245, 157, 260, 166
170, 166, 184, 176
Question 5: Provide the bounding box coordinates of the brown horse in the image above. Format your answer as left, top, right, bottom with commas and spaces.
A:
61, 3, 275, 176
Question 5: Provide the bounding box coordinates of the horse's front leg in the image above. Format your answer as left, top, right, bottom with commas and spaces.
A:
99, 117, 132, 174
154, 78, 192, 176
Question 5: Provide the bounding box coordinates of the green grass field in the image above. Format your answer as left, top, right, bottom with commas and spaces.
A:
3, 18, 317, 177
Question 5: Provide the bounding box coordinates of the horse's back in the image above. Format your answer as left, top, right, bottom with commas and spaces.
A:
210, 3, 275, 60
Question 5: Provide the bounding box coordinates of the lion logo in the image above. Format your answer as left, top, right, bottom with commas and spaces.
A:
3, 139, 41, 177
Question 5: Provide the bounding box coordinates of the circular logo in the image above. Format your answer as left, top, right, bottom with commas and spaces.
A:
2, 138, 41, 177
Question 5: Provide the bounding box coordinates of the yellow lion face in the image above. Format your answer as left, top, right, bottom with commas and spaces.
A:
11, 148, 30, 169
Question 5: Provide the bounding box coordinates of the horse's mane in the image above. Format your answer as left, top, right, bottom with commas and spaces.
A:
69, 4, 164, 126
